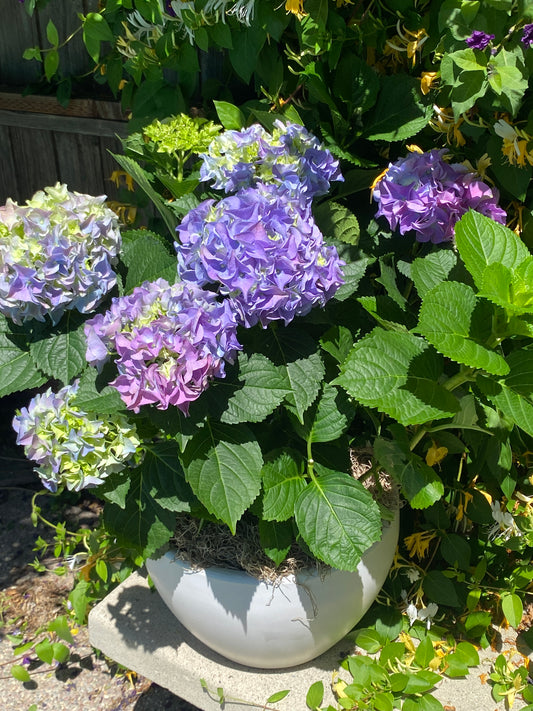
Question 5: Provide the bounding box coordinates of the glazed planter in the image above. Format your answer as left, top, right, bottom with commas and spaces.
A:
146, 509, 399, 669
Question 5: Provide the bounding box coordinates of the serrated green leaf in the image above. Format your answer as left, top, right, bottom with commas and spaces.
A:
294, 472, 382, 571
411, 250, 457, 299
374, 438, 444, 509
29, 311, 87, 385
262, 450, 306, 522
220, 353, 290, 425
182, 421, 263, 533
122, 231, 178, 290
336, 330, 459, 425
454, 211, 530, 291
309, 383, 356, 443
477, 373, 533, 437
334, 255, 374, 302
364, 75, 432, 141
417, 281, 508, 375
75, 367, 125, 414
501, 592, 523, 628
479, 261, 533, 314
0, 329, 46, 397
320, 325, 354, 364
258, 519, 293, 566
313, 201, 360, 245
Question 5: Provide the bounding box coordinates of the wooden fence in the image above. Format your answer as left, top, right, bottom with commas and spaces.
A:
0, 0, 126, 204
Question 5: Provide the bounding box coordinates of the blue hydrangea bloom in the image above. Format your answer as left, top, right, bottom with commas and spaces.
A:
175, 184, 345, 328
372, 149, 506, 243
0, 184, 121, 325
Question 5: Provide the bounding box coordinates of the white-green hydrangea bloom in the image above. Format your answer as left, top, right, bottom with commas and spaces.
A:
13, 382, 141, 493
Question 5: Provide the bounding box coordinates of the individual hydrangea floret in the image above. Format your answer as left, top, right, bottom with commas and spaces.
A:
521, 23, 533, 47
0, 183, 121, 325
175, 184, 345, 328
465, 30, 495, 50
12, 382, 141, 493
372, 149, 506, 243
84, 279, 241, 414
199, 120, 343, 200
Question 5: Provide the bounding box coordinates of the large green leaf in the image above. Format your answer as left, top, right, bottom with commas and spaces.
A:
121, 230, 178, 291
374, 437, 444, 509
336, 329, 459, 425
257, 327, 324, 423
454, 211, 530, 291
74, 367, 125, 414
262, 450, 307, 522
293, 382, 356, 444
364, 75, 432, 142
228, 26, 267, 83
258, 519, 293, 566
220, 353, 291, 424
417, 281, 509, 375
294, 472, 382, 571
479, 261, 533, 314
29, 311, 87, 385
0, 328, 46, 397
411, 250, 457, 299
181, 421, 263, 533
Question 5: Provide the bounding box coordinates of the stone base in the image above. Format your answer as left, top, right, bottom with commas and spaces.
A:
88, 568, 529, 711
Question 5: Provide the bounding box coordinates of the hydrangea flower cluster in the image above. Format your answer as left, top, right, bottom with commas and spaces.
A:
372, 149, 506, 243
0, 183, 121, 325
199, 120, 343, 200
12, 382, 141, 493
521, 23, 533, 47
176, 184, 344, 328
84, 279, 241, 413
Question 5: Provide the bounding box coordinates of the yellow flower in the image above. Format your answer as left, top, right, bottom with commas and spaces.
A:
430, 106, 466, 147
455, 490, 473, 523
406, 144, 423, 154
285, 0, 307, 20
109, 170, 135, 192
420, 71, 439, 95
404, 530, 437, 560
494, 118, 533, 168
385, 21, 429, 67
426, 442, 448, 467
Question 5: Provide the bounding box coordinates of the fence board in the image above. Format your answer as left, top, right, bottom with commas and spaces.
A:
0, 125, 19, 200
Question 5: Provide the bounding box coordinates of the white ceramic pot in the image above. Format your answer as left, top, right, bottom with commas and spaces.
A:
146, 511, 399, 669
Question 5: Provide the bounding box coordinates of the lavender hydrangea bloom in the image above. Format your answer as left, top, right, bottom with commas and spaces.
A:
12, 381, 140, 493
522, 24, 533, 47
84, 279, 241, 414
465, 30, 495, 50
175, 184, 345, 328
372, 149, 506, 243
0, 183, 121, 325
199, 121, 343, 200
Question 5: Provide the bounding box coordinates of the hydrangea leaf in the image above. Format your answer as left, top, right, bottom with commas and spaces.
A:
479, 260, 533, 314
319, 325, 354, 364
477, 351, 533, 437
294, 471, 382, 571
411, 250, 457, 299
336, 329, 459, 425
0, 329, 46, 397
364, 75, 432, 142
181, 421, 263, 533
292, 382, 356, 444
262, 450, 307, 522
29, 311, 87, 385
121, 231, 178, 291
374, 437, 444, 510
220, 353, 291, 425
313, 201, 360, 246
454, 211, 530, 291
74, 366, 125, 414
258, 519, 293, 567
417, 281, 509, 375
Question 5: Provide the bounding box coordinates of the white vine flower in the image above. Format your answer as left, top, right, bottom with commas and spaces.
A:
488, 501, 521, 541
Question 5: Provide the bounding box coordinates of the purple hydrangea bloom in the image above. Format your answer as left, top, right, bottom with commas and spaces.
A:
175, 184, 345, 328
199, 121, 343, 201
465, 31, 495, 50
12, 381, 140, 493
521, 24, 533, 47
372, 149, 506, 243
84, 279, 241, 414
0, 184, 121, 325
